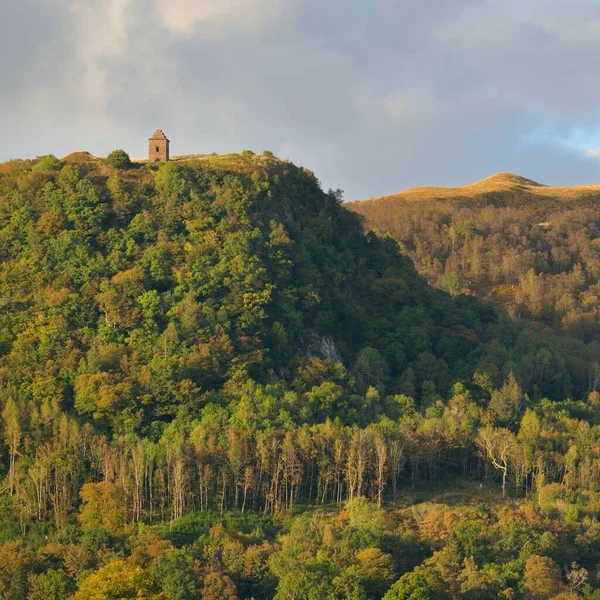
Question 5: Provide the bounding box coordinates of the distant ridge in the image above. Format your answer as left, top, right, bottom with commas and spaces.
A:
354, 172, 600, 207
474, 172, 544, 188
348, 170, 600, 365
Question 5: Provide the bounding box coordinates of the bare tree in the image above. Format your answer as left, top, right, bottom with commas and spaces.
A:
477, 426, 516, 497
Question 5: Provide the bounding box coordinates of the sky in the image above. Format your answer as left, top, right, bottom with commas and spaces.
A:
3, 0, 600, 200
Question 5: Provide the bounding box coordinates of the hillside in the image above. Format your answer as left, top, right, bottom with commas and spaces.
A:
350, 174, 600, 378
358, 172, 600, 207
2, 155, 600, 599
0, 151, 509, 424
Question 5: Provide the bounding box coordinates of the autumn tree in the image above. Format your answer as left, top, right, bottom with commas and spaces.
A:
201, 572, 238, 600
523, 555, 565, 600
73, 560, 162, 599
78, 481, 127, 535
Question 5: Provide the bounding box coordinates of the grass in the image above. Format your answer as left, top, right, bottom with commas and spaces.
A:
351, 172, 600, 209
386, 478, 506, 510
61, 151, 294, 182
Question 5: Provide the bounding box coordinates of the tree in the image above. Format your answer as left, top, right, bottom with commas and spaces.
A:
97, 266, 146, 329
353, 347, 388, 393
201, 572, 238, 600
78, 481, 127, 535
73, 560, 163, 599
356, 547, 396, 597
30, 569, 75, 600
333, 565, 368, 600
566, 562, 588, 595
2, 398, 21, 496
105, 149, 131, 169
7, 555, 28, 600
33, 154, 62, 171
477, 426, 516, 497
149, 548, 197, 600
383, 565, 450, 600
523, 555, 565, 600
440, 271, 461, 296
273, 555, 338, 600
489, 373, 523, 424
458, 557, 493, 600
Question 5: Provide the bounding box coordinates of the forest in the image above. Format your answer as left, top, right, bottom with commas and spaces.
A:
350, 173, 600, 356
1, 153, 600, 598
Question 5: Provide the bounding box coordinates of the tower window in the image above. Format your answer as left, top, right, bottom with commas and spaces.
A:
156, 146, 160, 152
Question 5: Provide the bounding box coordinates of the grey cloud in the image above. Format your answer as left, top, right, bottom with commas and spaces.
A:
2, 0, 600, 198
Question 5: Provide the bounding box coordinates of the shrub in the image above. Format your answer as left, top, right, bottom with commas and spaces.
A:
33, 154, 62, 172
105, 149, 131, 169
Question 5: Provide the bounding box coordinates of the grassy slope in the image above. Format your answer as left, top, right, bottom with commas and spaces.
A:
352, 172, 600, 212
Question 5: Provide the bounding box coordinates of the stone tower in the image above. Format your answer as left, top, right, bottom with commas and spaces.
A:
148, 129, 170, 162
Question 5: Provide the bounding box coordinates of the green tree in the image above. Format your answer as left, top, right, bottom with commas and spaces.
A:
333, 565, 368, 600
384, 565, 450, 600
73, 560, 163, 599
2, 398, 21, 496
31, 569, 75, 600
353, 347, 388, 393
33, 154, 62, 171
489, 373, 523, 424
440, 271, 460, 296
356, 547, 396, 597
149, 548, 197, 600
105, 149, 131, 169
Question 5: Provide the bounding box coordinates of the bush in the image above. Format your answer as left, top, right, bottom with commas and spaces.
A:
33, 154, 62, 172
105, 149, 131, 169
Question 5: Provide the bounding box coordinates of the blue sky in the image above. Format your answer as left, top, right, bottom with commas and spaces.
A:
3, 0, 600, 199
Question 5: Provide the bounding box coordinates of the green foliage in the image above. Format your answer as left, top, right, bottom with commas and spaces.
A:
33, 154, 62, 172
2, 153, 600, 598
384, 565, 450, 600
351, 183, 600, 400
149, 548, 197, 600
489, 372, 523, 424
104, 149, 131, 169
73, 560, 161, 599
440, 271, 460, 296
30, 569, 75, 600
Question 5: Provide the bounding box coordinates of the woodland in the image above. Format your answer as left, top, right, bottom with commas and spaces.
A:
0, 153, 599, 599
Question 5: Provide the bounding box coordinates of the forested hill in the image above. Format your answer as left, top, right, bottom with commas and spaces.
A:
4, 153, 600, 599
350, 173, 600, 394
0, 150, 513, 432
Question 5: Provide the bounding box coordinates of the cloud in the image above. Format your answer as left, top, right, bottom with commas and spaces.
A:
585, 147, 600, 161
63, 0, 134, 110
155, 0, 288, 34
2, 0, 600, 197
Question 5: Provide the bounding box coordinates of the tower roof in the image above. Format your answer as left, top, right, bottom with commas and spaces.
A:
149, 129, 169, 141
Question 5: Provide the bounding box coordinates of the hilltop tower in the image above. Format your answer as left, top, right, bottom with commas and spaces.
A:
148, 129, 170, 162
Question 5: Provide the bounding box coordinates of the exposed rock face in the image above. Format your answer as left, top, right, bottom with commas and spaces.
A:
303, 331, 343, 363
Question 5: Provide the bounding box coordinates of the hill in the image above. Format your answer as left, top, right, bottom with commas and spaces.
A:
3, 155, 600, 599
350, 173, 600, 377
0, 151, 510, 426
358, 172, 600, 207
